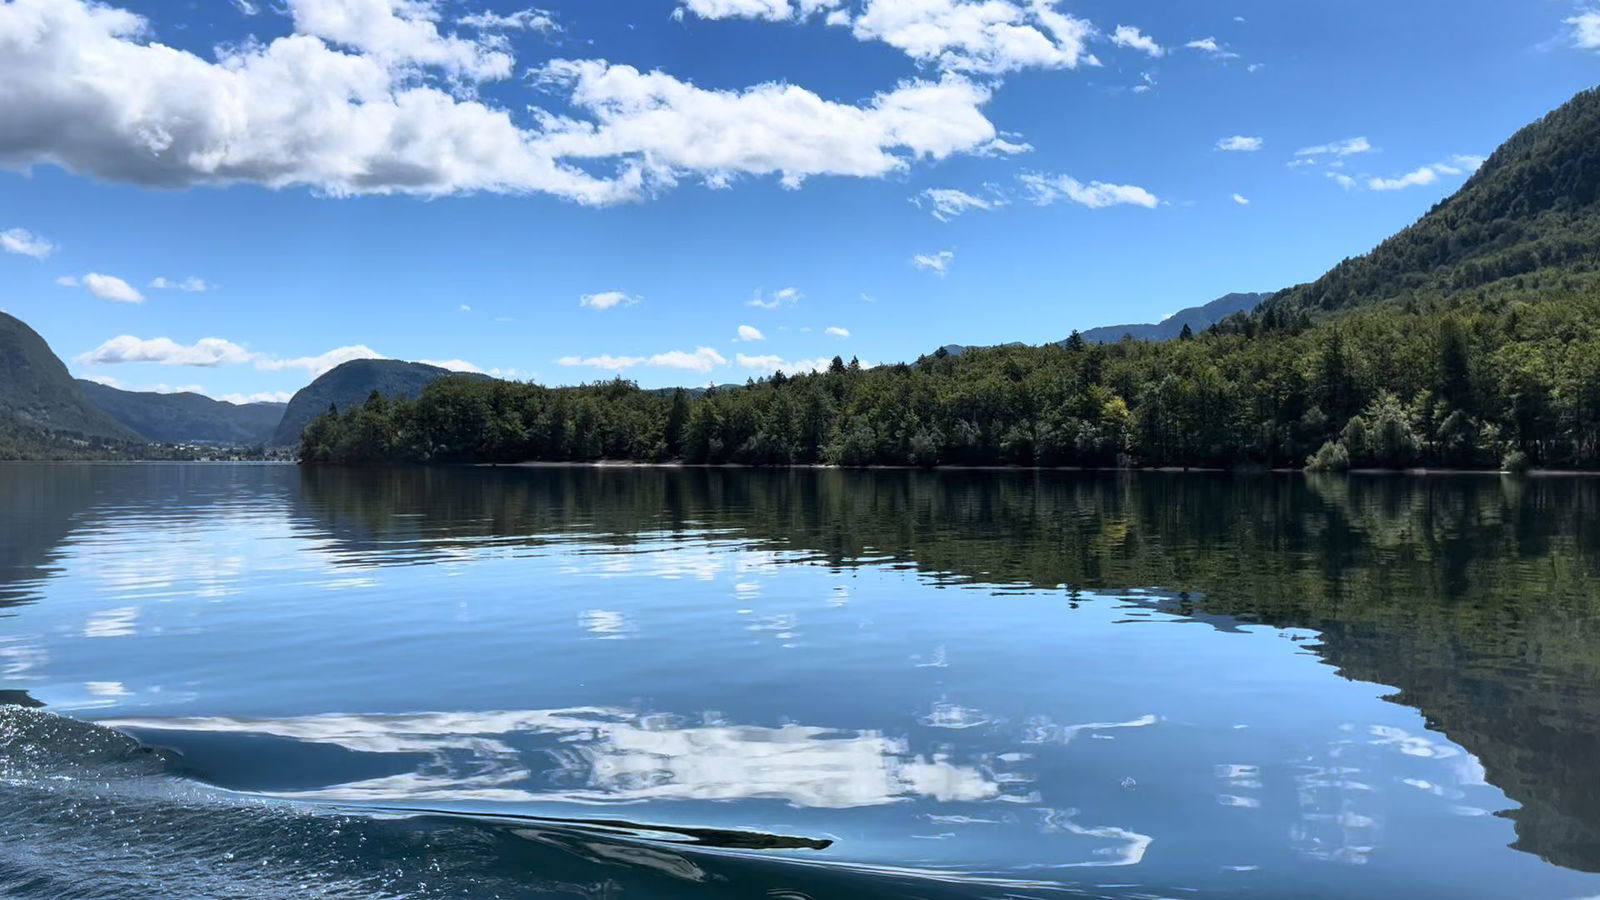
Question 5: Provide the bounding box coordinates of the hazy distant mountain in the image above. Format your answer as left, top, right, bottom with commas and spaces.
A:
1074, 292, 1272, 344
0, 312, 137, 443
78, 380, 285, 445
271, 359, 490, 447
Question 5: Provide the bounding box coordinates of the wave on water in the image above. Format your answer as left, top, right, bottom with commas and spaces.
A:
0, 706, 1163, 900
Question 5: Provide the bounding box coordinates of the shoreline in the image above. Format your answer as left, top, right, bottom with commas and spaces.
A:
482, 460, 1600, 476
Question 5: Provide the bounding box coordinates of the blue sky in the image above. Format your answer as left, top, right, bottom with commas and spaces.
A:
1, 0, 1597, 399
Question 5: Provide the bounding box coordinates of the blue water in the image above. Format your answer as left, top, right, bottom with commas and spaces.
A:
3, 463, 1600, 898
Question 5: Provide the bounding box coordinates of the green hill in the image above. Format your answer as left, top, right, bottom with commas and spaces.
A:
0, 312, 140, 455
78, 381, 285, 445
271, 359, 490, 447
1261, 86, 1600, 322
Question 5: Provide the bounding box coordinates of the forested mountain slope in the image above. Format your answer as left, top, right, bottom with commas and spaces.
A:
1260, 86, 1600, 322
272, 359, 490, 446
0, 312, 139, 455
1078, 292, 1270, 343
78, 381, 285, 445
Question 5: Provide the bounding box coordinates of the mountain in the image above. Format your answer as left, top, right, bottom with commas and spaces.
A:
0, 312, 138, 446
1261, 86, 1600, 321
271, 359, 490, 447
78, 381, 285, 445
1076, 292, 1271, 344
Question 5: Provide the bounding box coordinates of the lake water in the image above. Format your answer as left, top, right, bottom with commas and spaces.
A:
4, 464, 1600, 899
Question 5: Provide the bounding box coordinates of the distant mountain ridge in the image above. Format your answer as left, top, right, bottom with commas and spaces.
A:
271, 359, 491, 446
0, 312, 136, 443
1076, 292, 1271, 344
78, 380, 285, 445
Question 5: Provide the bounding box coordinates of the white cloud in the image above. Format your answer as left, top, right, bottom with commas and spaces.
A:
1367, 155, 1483, 191
580, 290, 639, 310
848, 0, 1097, 74
913, 249, 954, 276
0, 0, 1010, 204
1295, 137, 1373, 158
0, 227, 54, 258
458, 303, 471, 312
457, 7, 560, 33
219, 391, 294, 404
76, 335, 256, 367
256, 344, 386, 375
1568, 11, 1600, 49
1216, 135, 1262, 152
284, 0, 515, 82
418, 358, 485, 373
736, 353, 836, 374
151, 383, 206, 394
1185, 36, 1238, 58
59, 272, 144, 303
80, 373, 123, 388
1019, 172, 1159, 209
736, 324, 765, 342
916, 187, 1001, 222
149, 276, 210, 292
747, 286, 802, 309
559, 346, 728, 373
1110, 25, 1163, 58
680, 0, 1097, 74
1232, 193, 1249, 205
1328, 172, 1357, 190
825, 325, 850, 337
539, 61, 1014, 192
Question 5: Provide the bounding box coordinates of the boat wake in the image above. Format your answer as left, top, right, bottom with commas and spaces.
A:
0, 706, 1151, 899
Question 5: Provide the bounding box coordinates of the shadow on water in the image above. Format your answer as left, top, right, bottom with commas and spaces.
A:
286, 465, 1600, 874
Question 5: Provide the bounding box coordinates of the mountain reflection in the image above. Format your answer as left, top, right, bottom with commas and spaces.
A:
293, 466, 1600, 872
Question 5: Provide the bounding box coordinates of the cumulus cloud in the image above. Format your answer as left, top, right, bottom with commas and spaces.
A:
1295, 137, 1373, 158
558, 347, 727, 373
1232, 193, 1249, 205
1328, 172, 1357, 190
1216, 135, 1262, 152
913, 249, 954, 275
1568, 11, 1600, 49
747, 287, 802, 309
418, 358, 486, 372
149, 276, 210, 292
1185, 36, 1237, 58
678, 0, 1097, 75
220, 391, 294, 404
80, 373, 123, 388
736, 353, 836, 374
916, 187, 1002, 222
256, 344, 387, 375
58, 272, 144, 303
736, 324, 765, 342
76, 335, 256, 367
825, 325, 850, 337
847, 0, 1097, 74
1, 227, 54, 258
580, 290, 639, 310
1110, 25, 1163, 57
1366, 154, 1483, 191
0, 0, 1010, 203
457, 7, 560, 33
1019, 172, 1158, 209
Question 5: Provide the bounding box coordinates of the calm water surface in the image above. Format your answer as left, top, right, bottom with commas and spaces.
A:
3, 463, 1600, 898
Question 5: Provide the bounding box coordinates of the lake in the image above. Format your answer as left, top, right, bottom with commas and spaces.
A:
3, 463, 1600, 899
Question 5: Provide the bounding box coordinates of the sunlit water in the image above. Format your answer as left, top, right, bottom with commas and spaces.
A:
4, 463, 1600, 898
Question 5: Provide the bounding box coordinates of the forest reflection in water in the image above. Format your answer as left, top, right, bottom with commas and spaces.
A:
3, 462, 1600, 889
290, 465, 1600, 873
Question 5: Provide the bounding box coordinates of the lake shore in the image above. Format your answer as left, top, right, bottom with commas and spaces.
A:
482, 460, 1600, 476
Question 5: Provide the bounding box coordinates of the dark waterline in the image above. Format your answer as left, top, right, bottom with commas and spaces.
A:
3, 463, 1600, 898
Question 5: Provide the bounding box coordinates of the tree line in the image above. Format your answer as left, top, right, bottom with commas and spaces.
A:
300, 281, 1600, 471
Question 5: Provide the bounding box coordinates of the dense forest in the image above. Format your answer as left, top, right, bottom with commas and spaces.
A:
296, 86, 1600, 471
